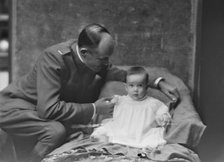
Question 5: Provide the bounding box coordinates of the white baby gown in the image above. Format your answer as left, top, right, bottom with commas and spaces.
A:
92, 95, 170, 148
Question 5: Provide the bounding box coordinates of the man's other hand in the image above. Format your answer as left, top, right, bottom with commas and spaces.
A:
158, 80, 180, 108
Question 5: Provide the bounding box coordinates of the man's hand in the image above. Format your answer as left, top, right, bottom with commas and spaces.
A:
94, 97, 115, 115
158, 80, 180, 108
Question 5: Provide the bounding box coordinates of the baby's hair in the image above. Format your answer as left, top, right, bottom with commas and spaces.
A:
126, 66, 149, 84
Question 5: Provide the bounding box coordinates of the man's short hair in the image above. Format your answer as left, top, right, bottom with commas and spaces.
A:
126, 66, 149, 84
78, 23, 110, 48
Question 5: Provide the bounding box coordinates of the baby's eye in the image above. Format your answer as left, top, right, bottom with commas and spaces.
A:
129, 84, 134, 87
138, 84, 143, 87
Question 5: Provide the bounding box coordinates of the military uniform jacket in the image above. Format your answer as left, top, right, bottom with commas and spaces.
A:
0, 39, 157, 128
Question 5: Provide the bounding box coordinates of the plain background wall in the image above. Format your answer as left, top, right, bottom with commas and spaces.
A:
198, 0, 224, 161
10, 0, 199, 91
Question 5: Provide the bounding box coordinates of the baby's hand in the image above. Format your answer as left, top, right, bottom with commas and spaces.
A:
156, 113, 171, 127
110, 95, 119, 104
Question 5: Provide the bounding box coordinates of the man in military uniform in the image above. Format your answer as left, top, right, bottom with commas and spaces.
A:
0, 24, 179, 162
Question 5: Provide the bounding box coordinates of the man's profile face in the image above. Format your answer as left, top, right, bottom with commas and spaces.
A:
83, 33, 115, 72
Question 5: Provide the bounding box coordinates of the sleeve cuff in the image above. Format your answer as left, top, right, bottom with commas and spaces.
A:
92, 103, 96, 120
154, 77, 165, 88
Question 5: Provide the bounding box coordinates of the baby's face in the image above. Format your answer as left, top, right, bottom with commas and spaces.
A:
125, 74, 148, 101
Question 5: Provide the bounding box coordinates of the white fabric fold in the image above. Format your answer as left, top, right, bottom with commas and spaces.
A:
92, 95, 170, 148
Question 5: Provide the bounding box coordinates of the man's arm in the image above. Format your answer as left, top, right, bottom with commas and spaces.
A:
36, 50, 94, 126
157, 79, 180, 108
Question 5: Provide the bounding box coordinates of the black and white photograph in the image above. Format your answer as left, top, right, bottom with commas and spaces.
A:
0, 0, 223, 162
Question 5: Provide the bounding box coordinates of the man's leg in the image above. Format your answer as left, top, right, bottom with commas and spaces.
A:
28, 121, 66, 162
0, 109, 66, 162
0, 129, 17, 162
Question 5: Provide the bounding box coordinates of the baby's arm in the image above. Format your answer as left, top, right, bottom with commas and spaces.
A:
110, 95, 120, 104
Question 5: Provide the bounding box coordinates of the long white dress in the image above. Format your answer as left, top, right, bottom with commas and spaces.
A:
92, 95, 170, 148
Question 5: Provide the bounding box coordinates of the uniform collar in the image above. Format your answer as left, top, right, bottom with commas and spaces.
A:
75, 44, 85, 63
71, 42, 90, 71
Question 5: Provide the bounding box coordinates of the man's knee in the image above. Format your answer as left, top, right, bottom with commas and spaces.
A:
29, 121, 66, 161
42, 121, 66, 145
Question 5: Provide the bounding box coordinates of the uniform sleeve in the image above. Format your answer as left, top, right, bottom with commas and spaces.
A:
36, 50, 93, 126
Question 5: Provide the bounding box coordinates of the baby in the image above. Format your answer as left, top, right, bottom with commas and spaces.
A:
91, 66, 171, 149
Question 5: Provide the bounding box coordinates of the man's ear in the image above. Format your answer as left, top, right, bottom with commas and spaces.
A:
80, 48, 88, 58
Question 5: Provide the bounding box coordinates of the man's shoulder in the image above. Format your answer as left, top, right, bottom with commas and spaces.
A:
45, 39, 77, 56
